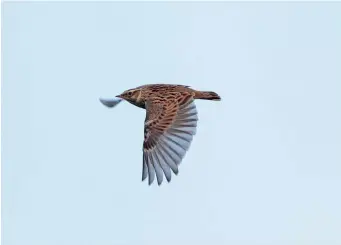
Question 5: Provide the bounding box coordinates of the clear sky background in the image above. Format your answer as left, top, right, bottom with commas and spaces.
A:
2, 2, 341, 245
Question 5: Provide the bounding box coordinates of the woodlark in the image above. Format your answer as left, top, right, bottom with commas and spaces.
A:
100, 84, 221, 185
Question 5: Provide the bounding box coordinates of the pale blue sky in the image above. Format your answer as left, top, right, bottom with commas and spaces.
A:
2, 2, 341, 245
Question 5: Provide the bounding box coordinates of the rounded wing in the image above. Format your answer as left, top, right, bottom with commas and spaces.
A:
143, 97, 198, 185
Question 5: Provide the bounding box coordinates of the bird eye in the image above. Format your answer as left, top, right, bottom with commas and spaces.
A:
127, 91, 133, 96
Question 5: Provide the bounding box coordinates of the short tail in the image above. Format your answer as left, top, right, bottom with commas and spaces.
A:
194, 91, 221, 101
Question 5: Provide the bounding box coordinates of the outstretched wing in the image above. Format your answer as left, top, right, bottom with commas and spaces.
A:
142, 96, 198, 185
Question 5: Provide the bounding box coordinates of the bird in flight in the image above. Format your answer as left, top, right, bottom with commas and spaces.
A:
100, 84, 221, 185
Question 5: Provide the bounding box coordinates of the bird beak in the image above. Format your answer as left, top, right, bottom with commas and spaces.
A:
116, 94, 122, 98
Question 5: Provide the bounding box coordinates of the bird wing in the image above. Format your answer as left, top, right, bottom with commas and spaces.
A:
142, 96, 198, 185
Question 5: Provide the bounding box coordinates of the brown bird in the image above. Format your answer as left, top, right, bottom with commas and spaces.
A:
100, 84, 221, 185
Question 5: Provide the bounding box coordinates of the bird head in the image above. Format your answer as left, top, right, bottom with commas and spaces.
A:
116, 88, 141, 103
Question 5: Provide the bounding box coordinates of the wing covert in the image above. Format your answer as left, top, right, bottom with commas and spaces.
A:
142, 98, 198, 185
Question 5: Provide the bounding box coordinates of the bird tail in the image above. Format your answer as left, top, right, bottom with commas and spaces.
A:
194, 91, 221, 101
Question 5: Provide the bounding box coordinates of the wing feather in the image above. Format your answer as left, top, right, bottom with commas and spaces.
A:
142, 98, 198, 185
